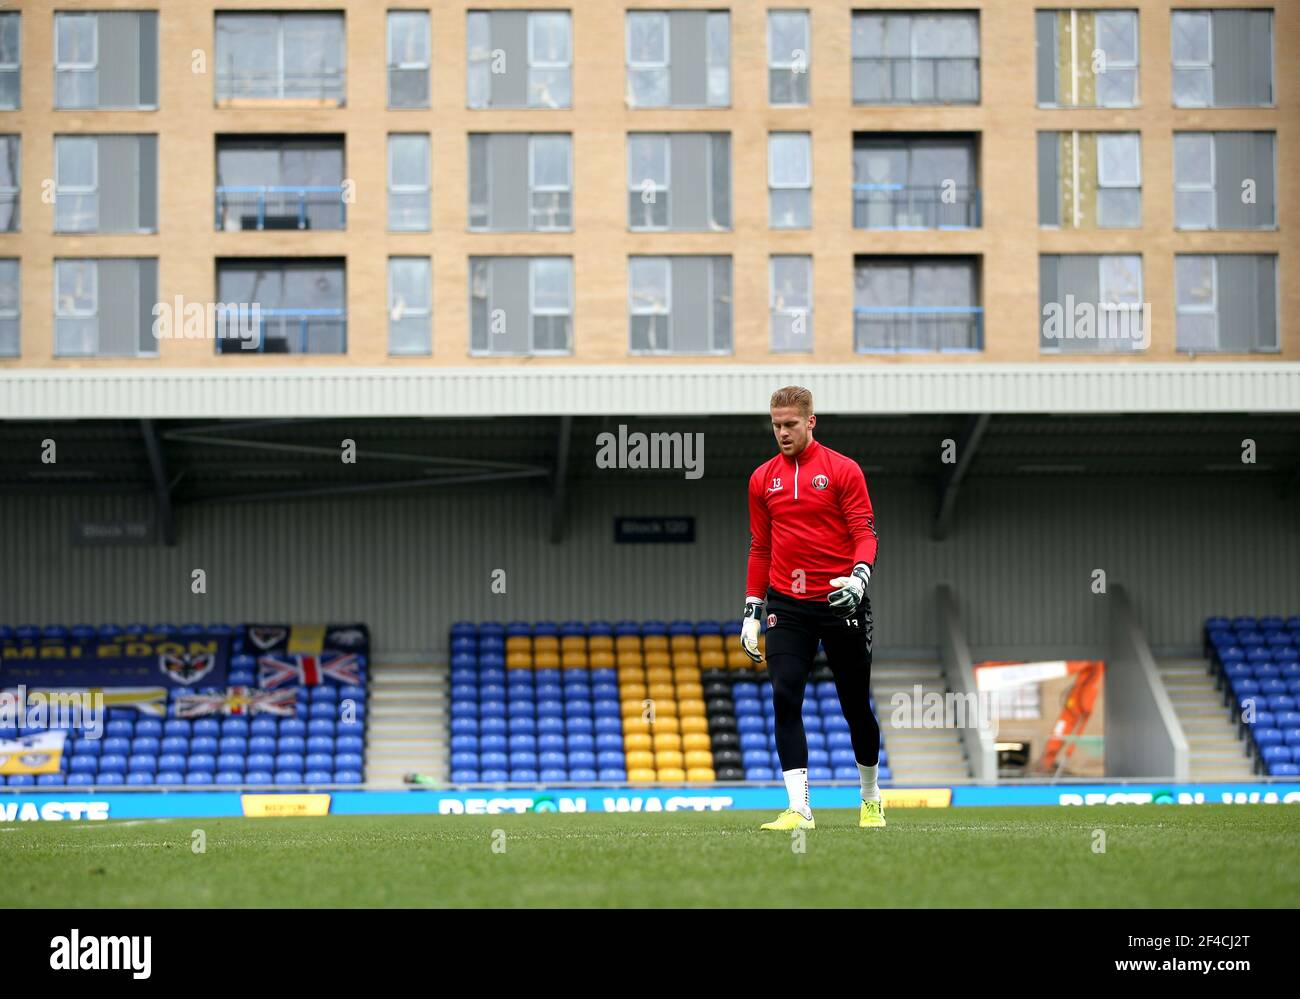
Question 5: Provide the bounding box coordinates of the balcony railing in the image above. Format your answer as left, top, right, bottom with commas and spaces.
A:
217, 307, 347, 354
852, 184, 981, 229
215, 186, 347, 231
215, 69, 346, 104
853, 306, 983, 353
852, 56, 980, 104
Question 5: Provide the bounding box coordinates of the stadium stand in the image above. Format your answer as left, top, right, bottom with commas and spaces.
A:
448, 620, 890, 784
0, 623, 368, 786
1204, 615, 1300, 777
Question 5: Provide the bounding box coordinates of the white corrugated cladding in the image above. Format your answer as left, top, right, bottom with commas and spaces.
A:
4, 475, 1297, 656
3, 364, 1300, 418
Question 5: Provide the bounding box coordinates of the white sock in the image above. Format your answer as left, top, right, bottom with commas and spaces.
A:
782, 768, 811, 819
857, 762, 880, 802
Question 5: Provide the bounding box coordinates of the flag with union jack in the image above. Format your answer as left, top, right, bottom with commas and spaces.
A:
174, 686, 297, 718
257, 652, 364, 689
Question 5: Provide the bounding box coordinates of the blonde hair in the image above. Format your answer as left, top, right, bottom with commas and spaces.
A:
769, 385, 813, 416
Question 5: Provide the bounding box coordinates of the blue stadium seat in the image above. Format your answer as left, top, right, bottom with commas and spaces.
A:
6, 774, 34, 786
570, 768, 598, 781
278, 735, 306, 754
274, 771, 303, 785
747, 767, 776, 781
217, 753, 246, 773
451, 769, 479, 783
128, 754, 157, 774
98, 754, 127, 774
541, 768, 568, 782
597, 768, 627, 781
304, 769, 333, 783
275, 753, 305, 771
333, 770, 363, 784
67, 773, 96, 786
37, 773, 65, 786
244, 771, 273, 785
190, 736, 218, 754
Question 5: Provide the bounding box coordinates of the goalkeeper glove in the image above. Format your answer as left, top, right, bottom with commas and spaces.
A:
741, 598, 764, 663
828, 563, 872, 618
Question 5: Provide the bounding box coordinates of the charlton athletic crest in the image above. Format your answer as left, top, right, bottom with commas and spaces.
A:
812, 474, 829, 490
767, 613, 777, 628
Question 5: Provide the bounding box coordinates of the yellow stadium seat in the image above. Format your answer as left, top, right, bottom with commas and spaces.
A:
625, 750, 655, 770
614, 635, 642, 652
616, 652, 644, 669
682, 732, 711, 751
622, 716, 650, 735
677, 698, 706, 718
697, 635, 723, 653
624, 733, 652, 752
643, 650, 671, 669
699, 650, 726, 669
673, 651, 699, 669
560, 635, 587, 653
627, 767, 657, 783
621, 699, 648, 719
533, 636, 559, 654
684, 749, 714, 769
589, 650, 616, 668
676, 682, 704, 701
648, 699, 677, 718
619, 682, 648, 701
646, 715, 679, 734
588, 635, 614, 653
679, 716, 709, 735
647, 681, 676, 700
506, 652, 533, 669
657, 767, 687, 782
645, 666, 672, 684
534, 652, 560, 669
505, 636, 531, 654
686, 767, 716, 782
652, 734, 682, 753
617, 666, 645, 683
669, 634, 697, 652
654, 750, 684, 769
642, 635, 669, 652
727, 650, 751, 669
561, 653, 589, 669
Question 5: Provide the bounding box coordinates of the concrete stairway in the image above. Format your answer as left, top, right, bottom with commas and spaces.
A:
872, 661, 972, 783
364, 663, 448, 787
1156, 658, 1256, 779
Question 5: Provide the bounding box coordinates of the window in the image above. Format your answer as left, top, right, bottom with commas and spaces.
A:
1039, 254, 1145, 353
629, 256, 732, 355
771, 256, 812, 352
628, 133, 730, 231
0, 13, 19, 110
54, 137, 98, 233
1035, 9, 1138, 107
1175, 254, 1277, 353
54, 11, 157, 109
468, 133, 572, 231
54, 258, 158, 357
854, 256, 981, 352
389, 257, 431, 355
0, 259, 17, 356
215, 136, 346, 231
388, 134, 430, 231
852, 11, 979, 104
769, 133, 811, 228
768, 10, 809, 105
1172, 9, 1273, 107
529, 134, 571, 230
468, 11, 572, 109
55, 13, 97, 109
215, 13, 346, 105
216, 259, 346, 354
388, 11, 430, 108
0, 135, 18, 232
1038, 132, 1141, 228
1174, 132, 1275, 230
470, 257, 573, 355
853, 134, 979, 229
627, 10, 729, 108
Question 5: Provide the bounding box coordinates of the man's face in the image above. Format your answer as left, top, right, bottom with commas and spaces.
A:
771, 406, 815, 457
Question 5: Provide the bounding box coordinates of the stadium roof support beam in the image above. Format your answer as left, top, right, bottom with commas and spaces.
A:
932, 413, 990, 541
183, 467, 550, 505
550, 415, 573, 544
139, 419, 176, 546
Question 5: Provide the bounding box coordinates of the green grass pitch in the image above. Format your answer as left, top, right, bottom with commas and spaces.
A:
2, 805, 1297, 907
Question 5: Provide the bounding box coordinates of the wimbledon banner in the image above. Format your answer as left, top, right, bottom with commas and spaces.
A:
0, 631, 232, 689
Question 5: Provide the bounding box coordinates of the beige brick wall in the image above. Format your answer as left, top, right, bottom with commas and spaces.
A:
0, 0, 1294, 368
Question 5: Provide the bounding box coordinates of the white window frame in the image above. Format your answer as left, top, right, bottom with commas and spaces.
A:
469, 256, 494, 354
527, 11, 572, 108
528, 257, 573, 355
626, 11, 670, 108
1171, 9, 1212, 108
1093, 10, 1139, 108
768, 131, 811, 229
387, 133, 431, 232
386, 10, 431, 109
54, 11, 98, 107
466, 11, 491, 108
1098, 253, 1144, 344
629, 256, 672, 353
0, 12, 20, 111
767, 9, 809, 106
706, 11, 730, 107
770, 255, 812, 352
1174, 132, 1216, 230
54, 135, 99, 233
1174, 253, 1218, 350
528, 134, 572, 232
53, 258, 99, 355
1095, 131, 1141, 228
0, 258, 19, 356
388, 255, 432, 356
627, 133, 670, 231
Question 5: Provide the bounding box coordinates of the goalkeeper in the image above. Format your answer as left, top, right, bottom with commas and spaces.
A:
741, 386, 884, 831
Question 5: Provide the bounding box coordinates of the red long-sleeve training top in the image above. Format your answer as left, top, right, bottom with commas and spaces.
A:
746, 437, 879, 602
